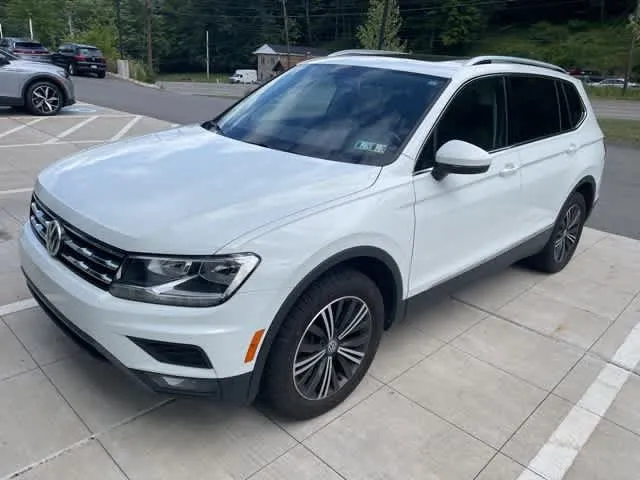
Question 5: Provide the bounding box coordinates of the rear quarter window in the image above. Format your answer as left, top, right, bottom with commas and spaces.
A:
561, 82, 586, 130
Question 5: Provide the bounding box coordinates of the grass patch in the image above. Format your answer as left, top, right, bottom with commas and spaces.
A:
587, 86, 640, 101
600, 119, 640, 146
156, 72, 230, 83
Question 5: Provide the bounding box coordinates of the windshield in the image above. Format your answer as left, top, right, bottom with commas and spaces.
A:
215, 63, 448, 165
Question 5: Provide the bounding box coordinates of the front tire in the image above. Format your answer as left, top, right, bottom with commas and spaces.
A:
525, 191, 587, 273
262, 269, 384, 420
25, 81, 63, 116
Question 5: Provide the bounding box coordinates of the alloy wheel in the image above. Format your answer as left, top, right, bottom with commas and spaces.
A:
553, 204, 582, 263
293, 296, 372, 401
31, 84, 60, 115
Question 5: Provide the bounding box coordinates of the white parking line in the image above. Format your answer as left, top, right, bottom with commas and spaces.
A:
0, 118, 45, 139
44, 116, 98, 144
0, 187, 32, 196
0, 139, 103, 149
0, 298, 38, 317
518, 316, 640, 480
110, 115, 142, 141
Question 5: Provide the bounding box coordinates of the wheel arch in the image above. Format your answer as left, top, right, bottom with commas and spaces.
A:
246, 246, 404, 402
572, 175, 597, 220
21, 75, 67, 104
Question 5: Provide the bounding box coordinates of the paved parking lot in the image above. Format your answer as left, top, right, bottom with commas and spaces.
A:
1, 105, 639, 480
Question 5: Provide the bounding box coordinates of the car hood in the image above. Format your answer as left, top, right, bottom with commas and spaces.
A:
7, 59, 64, 74
35, 125, 380, 254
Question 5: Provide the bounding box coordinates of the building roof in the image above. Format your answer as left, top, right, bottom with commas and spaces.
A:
253, 44, 328, 57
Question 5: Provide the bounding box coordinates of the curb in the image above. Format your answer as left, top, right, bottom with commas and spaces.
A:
106, 72, 162, 89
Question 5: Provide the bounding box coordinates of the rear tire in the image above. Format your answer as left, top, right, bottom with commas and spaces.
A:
262, 268, 384, 420
97, 71, 106, 79
25, 81, 63, 116
524, 192, 587, 273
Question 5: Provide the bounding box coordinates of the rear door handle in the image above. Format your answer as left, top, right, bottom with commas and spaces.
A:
499, 163, 520, 177
567, 143, 578, 155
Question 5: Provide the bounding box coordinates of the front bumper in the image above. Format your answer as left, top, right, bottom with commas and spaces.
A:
19, 223, 278, 400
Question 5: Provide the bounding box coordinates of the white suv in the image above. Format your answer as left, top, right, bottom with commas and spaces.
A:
20, 53, 605, 419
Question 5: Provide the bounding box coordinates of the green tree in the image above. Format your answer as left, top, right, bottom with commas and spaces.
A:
356, 0, 406, 51
437, 0, 483, 48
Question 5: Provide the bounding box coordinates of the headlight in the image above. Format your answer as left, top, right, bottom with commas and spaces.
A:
109, 253, 260, 307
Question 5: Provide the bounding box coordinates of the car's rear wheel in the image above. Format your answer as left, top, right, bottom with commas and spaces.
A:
97, 71, 106, 79
262, 269, 384, 420
525, 191, 587, 273
25, 81, 63, 116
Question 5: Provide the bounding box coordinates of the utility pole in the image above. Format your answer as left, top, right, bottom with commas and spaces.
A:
282, 0, 291, 70
68, 14, 74, 38
377, 0, 391, 50
115, 0, 124, 59
145, 0, 153, 73
29, 17, 34, 40
623, 0, 640, 95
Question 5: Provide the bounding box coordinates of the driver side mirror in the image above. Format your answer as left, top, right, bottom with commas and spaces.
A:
432, 140, 492, 181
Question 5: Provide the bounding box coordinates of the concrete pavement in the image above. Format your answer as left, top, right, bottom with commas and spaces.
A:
1, 102, 640, 480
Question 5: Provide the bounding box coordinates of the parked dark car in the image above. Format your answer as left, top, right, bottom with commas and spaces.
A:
0, 37, 52, 63
52, 43, 107, 78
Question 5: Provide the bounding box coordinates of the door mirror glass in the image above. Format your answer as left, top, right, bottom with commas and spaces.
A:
432, 140, 491, 180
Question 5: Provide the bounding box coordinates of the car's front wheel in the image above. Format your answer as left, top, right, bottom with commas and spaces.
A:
525, 191, 587, 273
25, 81, 63, 116
262, 269, 384, 420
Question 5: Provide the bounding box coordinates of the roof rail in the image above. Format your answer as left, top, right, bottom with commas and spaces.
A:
328, 49, 409, 57
466, 55, 567, 73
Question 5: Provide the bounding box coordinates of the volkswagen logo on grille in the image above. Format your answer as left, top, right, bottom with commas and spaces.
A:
45, 220, 64, 257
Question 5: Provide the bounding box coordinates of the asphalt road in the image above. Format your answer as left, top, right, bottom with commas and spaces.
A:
74, 76, 234, 125
74, 76, 640, 240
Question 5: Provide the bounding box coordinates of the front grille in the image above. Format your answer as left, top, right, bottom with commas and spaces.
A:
29, 195, 126, 289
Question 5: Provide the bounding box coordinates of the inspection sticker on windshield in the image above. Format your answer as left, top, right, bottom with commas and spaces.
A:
354, 140, 388, 154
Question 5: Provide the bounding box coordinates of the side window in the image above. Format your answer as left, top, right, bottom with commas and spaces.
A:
561, 82, 585, 130
507, 75, 561, 144
416, 76, 506, 171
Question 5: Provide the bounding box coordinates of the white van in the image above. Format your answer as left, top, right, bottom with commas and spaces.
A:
229, 69, 257, 84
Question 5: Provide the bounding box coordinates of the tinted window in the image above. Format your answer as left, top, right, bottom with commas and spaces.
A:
78, 48, 103, 57
217, 63, 448, 166
508, 76, 561, 144
416, 76, 506, 171
15, 41, 45, 49
561, 83, 585, 130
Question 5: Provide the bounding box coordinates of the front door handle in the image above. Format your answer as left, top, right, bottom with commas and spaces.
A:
499, 163, 520, 177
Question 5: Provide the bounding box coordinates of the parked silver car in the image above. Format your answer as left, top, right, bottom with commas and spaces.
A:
0, 48, 75, 116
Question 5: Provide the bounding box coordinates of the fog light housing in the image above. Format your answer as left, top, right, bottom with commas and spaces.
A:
142, 372, 220, 395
